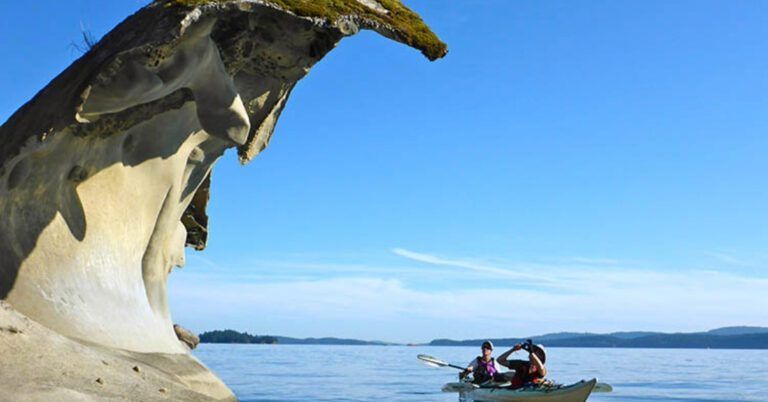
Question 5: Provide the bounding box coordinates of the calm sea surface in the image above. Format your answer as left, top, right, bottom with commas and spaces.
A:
194, 345, 767, 402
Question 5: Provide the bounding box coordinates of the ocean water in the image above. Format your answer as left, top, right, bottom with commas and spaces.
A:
194, 345, 767, 402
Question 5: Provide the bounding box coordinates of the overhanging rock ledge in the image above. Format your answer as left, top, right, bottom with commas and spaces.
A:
0, 1, 445, 400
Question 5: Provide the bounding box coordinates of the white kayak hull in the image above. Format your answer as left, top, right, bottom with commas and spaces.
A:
442, 378, 597, 402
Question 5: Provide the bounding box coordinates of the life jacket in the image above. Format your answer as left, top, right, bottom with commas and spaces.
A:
510, 362, 544, 389
473, 356, 497, 383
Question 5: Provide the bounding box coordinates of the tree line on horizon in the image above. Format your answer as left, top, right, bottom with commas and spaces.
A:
199, 329, 277, 344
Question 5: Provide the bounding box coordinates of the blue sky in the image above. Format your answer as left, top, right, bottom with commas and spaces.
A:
1, 1, 767, 343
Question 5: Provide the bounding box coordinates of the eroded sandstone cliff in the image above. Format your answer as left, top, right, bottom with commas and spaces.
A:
0, 1, 444, 400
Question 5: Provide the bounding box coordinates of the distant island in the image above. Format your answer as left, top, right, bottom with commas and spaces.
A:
429, 326, 768, 350
199, 326, 768, 349
200, 330, 278, 344
199, 329, 395, 346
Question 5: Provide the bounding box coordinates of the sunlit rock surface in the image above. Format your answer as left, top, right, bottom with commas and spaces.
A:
0, 0, 444, 399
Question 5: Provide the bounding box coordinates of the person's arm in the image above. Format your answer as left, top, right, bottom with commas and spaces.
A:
459, 360, 477, 379
497, 343, 522, 367
529, 352, 546, 377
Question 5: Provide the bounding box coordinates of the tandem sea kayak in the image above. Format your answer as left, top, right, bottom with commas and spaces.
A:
442, 378, 598, 402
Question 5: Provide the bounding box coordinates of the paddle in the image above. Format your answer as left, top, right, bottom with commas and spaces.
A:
593, 382, 613, 393
417, 354, 613, 393
417, 354, 466, 371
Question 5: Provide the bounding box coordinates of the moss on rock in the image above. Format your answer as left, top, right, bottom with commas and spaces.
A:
159, 0, 447, 60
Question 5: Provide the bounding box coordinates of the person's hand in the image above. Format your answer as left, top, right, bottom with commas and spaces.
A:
512, 343, 523, 352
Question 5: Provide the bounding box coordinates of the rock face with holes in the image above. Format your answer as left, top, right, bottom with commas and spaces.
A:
0, 0, 444, 399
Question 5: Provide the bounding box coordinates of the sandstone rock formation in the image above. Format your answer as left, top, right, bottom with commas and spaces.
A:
174, 324, 201, 350
0, 0, 444, 400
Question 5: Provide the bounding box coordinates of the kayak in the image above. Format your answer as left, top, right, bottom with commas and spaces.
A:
442, 378, 597, 402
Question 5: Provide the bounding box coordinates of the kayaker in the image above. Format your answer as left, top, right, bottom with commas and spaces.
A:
497, 341, 547, 389
459, 340, 503, 384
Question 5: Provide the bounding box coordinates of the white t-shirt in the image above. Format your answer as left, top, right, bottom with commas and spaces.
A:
467, 357, 502, 373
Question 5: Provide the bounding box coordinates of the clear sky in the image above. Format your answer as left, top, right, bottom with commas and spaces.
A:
1, 1, 767, 343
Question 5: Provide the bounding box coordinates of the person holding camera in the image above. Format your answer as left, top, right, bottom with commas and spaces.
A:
497, 340, 547, 389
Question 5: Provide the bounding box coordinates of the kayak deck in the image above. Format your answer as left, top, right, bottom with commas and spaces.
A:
442, 378, 597, 402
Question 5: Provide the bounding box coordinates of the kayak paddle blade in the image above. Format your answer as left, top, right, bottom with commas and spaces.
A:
594, 382, 613, 393
441, 382, 478, 393
418, 354, 448, 367
417, 354, 465, 371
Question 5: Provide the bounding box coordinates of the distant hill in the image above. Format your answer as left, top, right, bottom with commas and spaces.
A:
199, 330, 396, 345
544, 333, 768, 349
428, 331, 662, 346
428, 327, 768, 350
535, 332, 595, 342
705, 326, 768, 336
606, 331, 662, 339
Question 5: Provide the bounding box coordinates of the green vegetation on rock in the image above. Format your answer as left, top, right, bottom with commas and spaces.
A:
158, 0, 447, 60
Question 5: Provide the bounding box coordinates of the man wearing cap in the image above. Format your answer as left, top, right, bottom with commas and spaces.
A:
497, 342, 548, 389
459, 340, 503, 384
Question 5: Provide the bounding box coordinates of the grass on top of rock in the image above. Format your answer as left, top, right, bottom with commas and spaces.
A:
158, 0, 447, 60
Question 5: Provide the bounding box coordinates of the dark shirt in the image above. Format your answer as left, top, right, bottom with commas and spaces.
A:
503, 359, 544, 389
